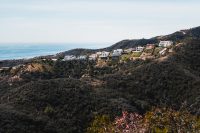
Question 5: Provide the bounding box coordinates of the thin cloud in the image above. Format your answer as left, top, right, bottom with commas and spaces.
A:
0, 0, 199, 44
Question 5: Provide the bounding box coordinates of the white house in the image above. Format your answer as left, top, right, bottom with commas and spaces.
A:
135, 46, 145, 52
52, 58, 58, 62
114, 49, 123, 54
0, 67, 10, 71
159, 41, 173, 47
99, 51, 110, 59
89, 54, 98, 60
63, 55, 76, 61
112, 49, 123, 57
77, 55, 87, 60
112, 52, 121, 57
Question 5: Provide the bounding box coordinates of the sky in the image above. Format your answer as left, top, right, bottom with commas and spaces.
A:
0, 0, 200, 45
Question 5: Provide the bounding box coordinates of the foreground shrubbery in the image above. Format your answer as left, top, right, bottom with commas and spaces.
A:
87, 108, 200, 133
0, 35, 200, 132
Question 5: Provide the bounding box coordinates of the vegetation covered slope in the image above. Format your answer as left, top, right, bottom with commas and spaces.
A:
0, 39, 199, 133
0, 27, 200, 133
103, 39, 200, 114
59, 26, 200, 57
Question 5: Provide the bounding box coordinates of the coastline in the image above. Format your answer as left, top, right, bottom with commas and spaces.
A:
0, 43, 108, 61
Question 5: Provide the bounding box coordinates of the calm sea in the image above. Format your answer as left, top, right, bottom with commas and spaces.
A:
0, 43, 107, 60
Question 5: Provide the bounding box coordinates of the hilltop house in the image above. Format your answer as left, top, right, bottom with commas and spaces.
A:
89, 54, 98, 60
0, 67, 10, 71
99, 51, 110, 59
52, 58, 58, 62
135, 46, 145, 52
111, 49, 123, 59
63, 55, 76, 61
159, 41, 173, 47
112, 49, 123, 56
77, 55, 87, 60
115, 49, 123, 54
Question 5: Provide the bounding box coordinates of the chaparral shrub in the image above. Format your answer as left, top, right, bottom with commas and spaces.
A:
86, 108, 200, 133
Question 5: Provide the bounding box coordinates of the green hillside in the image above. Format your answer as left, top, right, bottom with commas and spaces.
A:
0, 27, 200, 133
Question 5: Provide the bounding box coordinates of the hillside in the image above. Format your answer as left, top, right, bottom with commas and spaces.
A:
58, 39, 158, 57
1, 26, 200, 67
58, 26, 200, 57
0, 27, 200, 132
104, 38, 158, 51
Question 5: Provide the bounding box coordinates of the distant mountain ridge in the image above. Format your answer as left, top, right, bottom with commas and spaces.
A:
58, 39, 158, 56
59, 26, 200, 56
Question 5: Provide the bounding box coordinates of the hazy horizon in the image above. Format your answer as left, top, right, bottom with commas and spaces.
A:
0, 42, 110, 60
0, 0, 200, 45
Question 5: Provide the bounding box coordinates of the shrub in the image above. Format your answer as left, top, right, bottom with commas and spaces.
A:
87, 108, 200, 133
44, 105, 55, 116
86, 115, 114, 133
114, 111, 148, 133
145, 108, 200, 133
121, 54, 131, 62
131, 52, 142, 57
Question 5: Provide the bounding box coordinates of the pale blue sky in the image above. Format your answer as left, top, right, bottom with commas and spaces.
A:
0, 0, 200, 44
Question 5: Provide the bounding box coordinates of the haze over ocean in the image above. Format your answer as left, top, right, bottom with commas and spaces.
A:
0, 43, 107, 60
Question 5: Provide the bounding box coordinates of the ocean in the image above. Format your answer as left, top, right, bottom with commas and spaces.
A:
0, 43, 107, 60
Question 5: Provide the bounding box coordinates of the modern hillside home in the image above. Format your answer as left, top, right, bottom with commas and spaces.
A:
63, 55, 76, 61
115, 49, 123, 53
112, 49, 123, 55
99, 51, 110, 59
52, 58, 58, 62
111, 49, 123, 59
135, 46, 145, 52
0, 67, 10, 71
77, 55, 87, 60
159, 41, 173, 47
